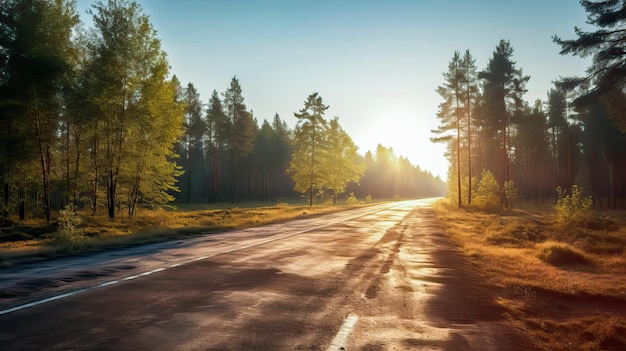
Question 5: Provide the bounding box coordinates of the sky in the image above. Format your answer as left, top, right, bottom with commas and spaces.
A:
75, 0, 593, 180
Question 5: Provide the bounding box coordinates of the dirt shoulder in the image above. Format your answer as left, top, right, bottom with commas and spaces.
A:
433, 202, 626, 351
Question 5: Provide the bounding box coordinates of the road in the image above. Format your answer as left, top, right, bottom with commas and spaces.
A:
0, 199, 533, 350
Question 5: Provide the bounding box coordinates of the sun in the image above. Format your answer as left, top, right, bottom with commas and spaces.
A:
349, 107, 449, 180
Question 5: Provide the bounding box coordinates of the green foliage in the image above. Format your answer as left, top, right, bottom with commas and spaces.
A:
321, 117, 366, 205
554, 185, 593, 226
472, 170, 501, 213
365, 194, 372, 203
345, 192, 359, 206
48, 205, 86, 249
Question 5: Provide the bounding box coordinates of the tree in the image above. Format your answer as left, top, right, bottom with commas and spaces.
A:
321, 117, 365, 205
511, 100, 552, 202
553, 0, 626, 130
431, 50, 476, 207
124, 58, 184, 215
206, 89, 230, 202
478, 40, 529, 205
0, 0, 79, 221
462, 50, 479, 205
180, 82, 205, 202
88, 0, 183, 218
288, 92, 329, 207
223, 76, 255, 203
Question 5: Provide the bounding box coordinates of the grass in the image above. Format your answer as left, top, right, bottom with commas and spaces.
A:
433, 200, 626, 350
0, 200, 367, 267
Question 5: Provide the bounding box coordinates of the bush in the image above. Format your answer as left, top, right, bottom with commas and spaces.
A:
47, 205, 87, 249
503, 180, 519, 209
365, 194, 372, 203
536, 241, 590, 266
345, 192, 359, 206
554, 185, 593, 226
472, 170, 501, 213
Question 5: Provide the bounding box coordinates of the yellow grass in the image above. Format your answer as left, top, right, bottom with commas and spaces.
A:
433, 200, 626, 350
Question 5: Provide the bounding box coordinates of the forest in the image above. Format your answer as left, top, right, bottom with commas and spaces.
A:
432, 0, 625, 210
0, 0, 445, 222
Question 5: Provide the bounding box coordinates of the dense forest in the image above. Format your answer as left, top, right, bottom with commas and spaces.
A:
0, 0, 445, 221
432, 0, 625, 210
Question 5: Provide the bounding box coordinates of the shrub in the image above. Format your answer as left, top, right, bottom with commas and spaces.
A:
554, 185, 593, 226
536, 241, 590, 266
365, 194, 372, 203
503, 180, 519, 209
472, 170, 501, 213
48, 205, 87, 249
346, 192, 359, 206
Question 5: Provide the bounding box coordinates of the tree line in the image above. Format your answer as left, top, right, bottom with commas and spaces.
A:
0, 0, 445, 221
432, 0, 625, 210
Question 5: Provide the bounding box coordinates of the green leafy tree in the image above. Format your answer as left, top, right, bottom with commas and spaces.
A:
288, 92, 329, 207
0, 0, 79, 221
88, 0, 183, 217
321, 117, 365, 205
124, 61, 184, 215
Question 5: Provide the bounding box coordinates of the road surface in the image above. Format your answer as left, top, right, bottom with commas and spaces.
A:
0, 199, 533, 350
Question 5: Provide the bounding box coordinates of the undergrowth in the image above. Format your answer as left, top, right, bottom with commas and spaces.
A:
433, 200, 626, 350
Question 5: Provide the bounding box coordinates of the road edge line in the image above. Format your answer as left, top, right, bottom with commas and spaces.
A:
326, 313, 359, 351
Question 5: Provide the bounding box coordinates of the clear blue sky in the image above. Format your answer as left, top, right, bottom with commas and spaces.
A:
76, 0, 592, 180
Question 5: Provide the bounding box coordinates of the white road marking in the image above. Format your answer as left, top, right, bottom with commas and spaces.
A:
0, 201, 420, 316
327, 314, 359, 351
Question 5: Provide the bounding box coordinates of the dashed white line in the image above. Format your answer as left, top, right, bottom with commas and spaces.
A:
327, 313, 359, 351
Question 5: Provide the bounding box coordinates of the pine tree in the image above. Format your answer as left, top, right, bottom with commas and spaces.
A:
182, 82, 206, 202
553, 0, 626, 130
431, 51, 465, 208
222, 76, 255, 203
462, 50, 479, 205
205, 89, 230, 202
478, 40, 529, 204
288, 92, 329, 207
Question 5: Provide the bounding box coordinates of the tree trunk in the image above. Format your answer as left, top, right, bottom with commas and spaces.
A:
107, 169, 116, 219
18, 187, 25, 220
35, 107, 51, 222
3, 183, 9, 218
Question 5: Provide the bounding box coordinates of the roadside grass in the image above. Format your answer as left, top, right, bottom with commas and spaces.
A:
0, 201, 365, 267
433, 200, 626, 351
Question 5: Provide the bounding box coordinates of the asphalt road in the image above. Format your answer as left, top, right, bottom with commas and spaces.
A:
0, 199, 533, 350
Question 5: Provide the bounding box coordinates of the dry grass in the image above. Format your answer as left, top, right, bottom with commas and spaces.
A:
0, 202, 361, 266
434, 200, 626, 350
